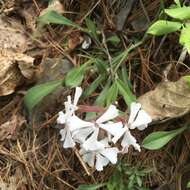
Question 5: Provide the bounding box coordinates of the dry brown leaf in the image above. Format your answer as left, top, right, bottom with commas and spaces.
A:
0, 50, 35, 96
138, 77, 190, 123
0, 17, 28, 52
0, 166, 27, 190
0, 115, 25, 141
67, 32, 83, 50
40, 0, 64, 16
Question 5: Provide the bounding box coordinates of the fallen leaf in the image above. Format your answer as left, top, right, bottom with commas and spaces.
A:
0, 50, 35, 96
0, 115, 25, 141
37, 57, 72, 83
40, 0, 64, 16
67, 31, 83, 50
30, 57, 72, 123
138, 77, 190, 123
0, 16, 28, 52
0, 166, 27, 190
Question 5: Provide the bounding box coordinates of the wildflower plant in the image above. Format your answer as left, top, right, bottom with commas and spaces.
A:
57, 87, 152, 171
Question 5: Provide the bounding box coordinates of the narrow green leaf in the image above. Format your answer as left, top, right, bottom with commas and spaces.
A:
179, 26, 190, 54
83, 74, 106, 98
38, 10, 82, 30
85, 17, 98, 40
94, 81, 111, 106
116, 79, 136, 107
187, 181, 190, 188
136, 176, 143, 187
183, 75, 190, 87
24, 80, 63, 113
65, 59, 93, 87
142, 126, 187, 150
65, 66, 85, 87
174, 0, 181, 7
165, 7, 190, 20
147, 20, 182, 36
106, 35, 121, 45
106, 82, 118, 106
95, 58, 108, 73
77, 183, 106, 190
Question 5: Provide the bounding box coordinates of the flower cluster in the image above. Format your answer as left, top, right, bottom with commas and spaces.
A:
57, 87, 152, 171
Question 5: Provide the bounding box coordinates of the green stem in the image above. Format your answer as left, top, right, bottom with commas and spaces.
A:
113, 35, 148, 74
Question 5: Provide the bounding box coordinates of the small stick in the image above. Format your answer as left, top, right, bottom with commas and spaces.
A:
74, 149, 96, 183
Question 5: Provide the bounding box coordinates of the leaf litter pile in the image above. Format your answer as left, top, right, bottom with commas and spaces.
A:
0, 0, 190, 189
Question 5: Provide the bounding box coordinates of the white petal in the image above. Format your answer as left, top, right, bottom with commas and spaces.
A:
67, 115, 94, 131
67, 95, 72, 104
99, 138, 109, 147
121, 129, 141, 152
83, 128, 104, 151
57, 111, 66, 124
95, 153, 109, 171
130, 110, 152, 130
136, 124, 148, 131
64, 101, 73, 115
128, 102, 141, 125
100, 147, 119, 164
73, 87, 82, 106
63, 130, 75, 148
72, 127, 95, 143
82, 152, 95, 167
96, 105, 119, 124
99, 122, 125, 143
60, 128, 66, 141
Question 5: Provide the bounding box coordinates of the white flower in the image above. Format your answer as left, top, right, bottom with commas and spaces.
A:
59, 115, 94, 148
67, 105, 125, 144
96, 105, 125, 143
57, 87, 89, 148
119, 102, 152, 152
57, 87, 82, 125
121, 127, 141, 153
128, 102, 152, 131
80, 129, 119, 171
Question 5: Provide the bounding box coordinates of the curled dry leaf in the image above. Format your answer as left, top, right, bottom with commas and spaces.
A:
0, 115, 25, 141
0, 50, 35, 96
138, 77, 190, 123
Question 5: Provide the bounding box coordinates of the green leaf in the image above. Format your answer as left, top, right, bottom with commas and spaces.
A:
147, 20, 182, 36
24, 80, 63, 113
38, 10, 82, 30
187, 181, 190, 188
165, 7, 190, 20
95, 58, 108, 73
142, 126, 187, 150
183, 75, 190, 87
174, 0, 181, 7
136, 176, 143, 187
106, 35, 121, 45
106, 82, 118, 106
179, 26, 190, 53
65, 66, 85, 87
65, 59, 93, 87
94, 81, 111, 106
83, 74, 106, 98
85, 18, 98, 40
77, 183, 106, 190
116, 79, 136, 107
